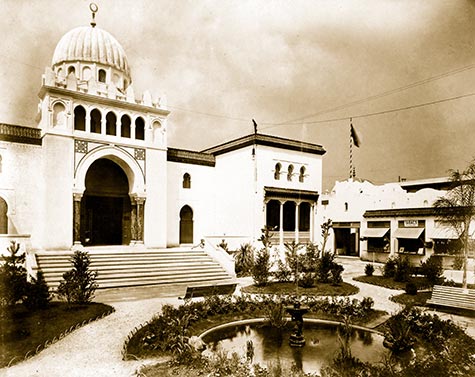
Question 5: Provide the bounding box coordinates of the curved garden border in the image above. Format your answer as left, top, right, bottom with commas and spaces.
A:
6, 307, 116, 368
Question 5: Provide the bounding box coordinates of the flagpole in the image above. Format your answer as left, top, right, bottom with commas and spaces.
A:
349, 118, 353, 179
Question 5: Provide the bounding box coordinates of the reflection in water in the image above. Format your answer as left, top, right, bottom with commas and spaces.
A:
203, 322, 387, 374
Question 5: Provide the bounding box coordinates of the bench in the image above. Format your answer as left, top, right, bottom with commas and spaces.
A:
426, 285, 475, 311
179, 283, 237, 300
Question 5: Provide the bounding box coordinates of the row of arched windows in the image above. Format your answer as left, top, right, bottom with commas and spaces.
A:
74, 105, 145, 140
274, 163, 306, 182
58, 65, 128, 89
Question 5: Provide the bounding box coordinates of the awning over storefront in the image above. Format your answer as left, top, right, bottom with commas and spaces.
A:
428, 227, 459, 240
393, 228, 424, 239
361, 228, 389, 238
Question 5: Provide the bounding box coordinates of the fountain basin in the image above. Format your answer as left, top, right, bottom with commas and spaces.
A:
200, 318, 387, 374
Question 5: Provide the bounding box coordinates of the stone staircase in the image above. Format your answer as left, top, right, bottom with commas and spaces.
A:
35, 247, 235, 290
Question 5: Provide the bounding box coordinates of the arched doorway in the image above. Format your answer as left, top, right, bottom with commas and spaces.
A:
179, 205, 193, 244
80, 159, 131, 245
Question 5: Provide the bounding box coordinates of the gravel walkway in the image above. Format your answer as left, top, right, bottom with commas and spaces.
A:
2, 258, 473, 376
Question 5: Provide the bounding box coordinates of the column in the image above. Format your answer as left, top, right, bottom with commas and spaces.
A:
136, 197, 145, 243
310, 203, 315, 243
130, 195, 137, 245
279, 200, 284, 246
73, 193, 83, 245
85, 112, 91, 133
295, 202, 300, 243
101, 117, 107, 135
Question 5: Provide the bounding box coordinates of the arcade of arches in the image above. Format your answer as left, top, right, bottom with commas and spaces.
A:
73, 158, 145, 246
266, 199, 314, 244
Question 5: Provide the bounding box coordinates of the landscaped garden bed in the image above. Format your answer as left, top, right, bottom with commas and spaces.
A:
353, 275, 431, 290
0, 301, 114, 368
242, 281, 359, 296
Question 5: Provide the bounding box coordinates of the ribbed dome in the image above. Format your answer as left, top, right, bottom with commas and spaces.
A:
52, 26, 130, 79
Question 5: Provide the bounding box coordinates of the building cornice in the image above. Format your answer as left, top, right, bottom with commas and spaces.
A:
39, 85, 170, 117
167, 148, 215, 167
202, 133, 326, 156
0, 123, 42, 145
363, 206, 471, 218
264, 186, 320, 201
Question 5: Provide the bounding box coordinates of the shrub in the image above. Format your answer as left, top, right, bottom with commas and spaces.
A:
0, 241, 28, 306
317, 251, 335, 283
330, 263, 344, 286
298, 272, 316, 288
405, 281, 418, 295
383, 257, 397, 278
264, 300, 287, 329
252, 248, 271, 287
57, 251, 98, 304
234, 243, 255, 277
23, 271, 50, 310
420, 255, 443, 285
452, 254, 464, 270
394, 256, 411, 282
273, 259, 292, 283
364, 263, 375, 276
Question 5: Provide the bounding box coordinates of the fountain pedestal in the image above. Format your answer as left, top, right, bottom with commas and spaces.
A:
286, 302, 309, 347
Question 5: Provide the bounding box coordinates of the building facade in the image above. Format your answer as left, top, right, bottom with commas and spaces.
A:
0, 19, 326, 256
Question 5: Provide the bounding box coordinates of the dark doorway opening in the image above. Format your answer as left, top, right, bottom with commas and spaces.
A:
179, 205, 193, 244
334, 228, 358, 256
81, 158, 131, 246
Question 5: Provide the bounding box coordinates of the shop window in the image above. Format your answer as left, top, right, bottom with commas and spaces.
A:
183, 173, 191, 189
135, 117, 145, 140
287, 164, 294, 181
90, 109, 102, 133
121, 114, 131, 138
98, 69, 106, 83
274, 163, 281, 180
299, 166, 306, 183
74, 105, 86, 131
368, 236, 390, 253
0, 197, 7, 234
106, 112, 117, 135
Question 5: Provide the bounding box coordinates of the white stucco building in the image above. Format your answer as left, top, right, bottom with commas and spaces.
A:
0, 13, 326, 272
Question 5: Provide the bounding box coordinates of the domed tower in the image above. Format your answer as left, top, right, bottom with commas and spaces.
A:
37, 4, 170, 250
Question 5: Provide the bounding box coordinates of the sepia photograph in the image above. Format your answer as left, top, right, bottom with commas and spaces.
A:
0, 1, 474, 376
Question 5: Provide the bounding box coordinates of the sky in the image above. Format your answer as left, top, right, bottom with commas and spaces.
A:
0, 0, 474, 191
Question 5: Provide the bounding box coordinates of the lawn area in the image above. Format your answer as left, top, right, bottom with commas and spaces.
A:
390, 291, 431, 308
241, 281, 359, 296
353, 275, 431, 290
0, 301, 114, 368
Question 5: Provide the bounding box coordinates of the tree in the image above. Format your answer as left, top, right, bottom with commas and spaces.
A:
433, 159, 475, 288
0, 241, 28, 306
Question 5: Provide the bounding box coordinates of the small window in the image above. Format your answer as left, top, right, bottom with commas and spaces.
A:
121, 114, 131, 138
299, 166, 306, 183
135, 117, 145, 140
90, 108, 102, 133
287, 164, 294, 181
98, 69, 106, 83
0, 197, 7, 234
106, 112, 117, 135
344, 202, 349, 211
274, 163, 281, 180
183, 173, 191, 189
74, 105, 86, 131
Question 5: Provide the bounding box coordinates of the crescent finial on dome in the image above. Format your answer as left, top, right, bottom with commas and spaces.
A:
90, 3, 98, 27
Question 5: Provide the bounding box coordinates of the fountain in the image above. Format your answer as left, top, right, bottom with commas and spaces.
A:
286, 301, 309, 347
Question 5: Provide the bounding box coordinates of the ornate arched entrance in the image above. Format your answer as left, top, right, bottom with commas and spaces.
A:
81, 159, 131, 245
179, 205, 193, 244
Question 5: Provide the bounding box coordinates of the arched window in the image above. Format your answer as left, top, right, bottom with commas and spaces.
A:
135, 117, 145, 140
52, 102, 66, 127
90, 109, 102, 133
68, 66, 76, 76
183, 173, 191, 189
82, 66, 92, 81
98, 69, 106, 83
74, 105, 86, 131
274, 163, 281, 180
299, 166, 306, 183
120, 114, 131, 138
0, 197, 7, 234
287, 164, 294, 181
106, 112, 117, 135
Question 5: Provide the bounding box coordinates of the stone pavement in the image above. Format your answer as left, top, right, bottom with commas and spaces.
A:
2, 258, 474, 377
